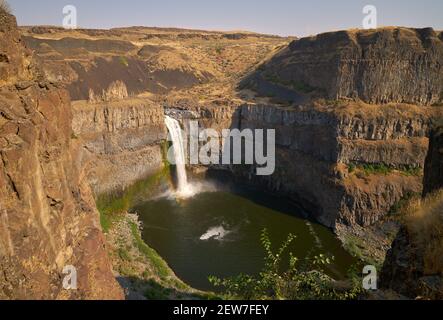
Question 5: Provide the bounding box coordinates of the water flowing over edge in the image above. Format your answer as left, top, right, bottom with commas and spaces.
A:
164, 115, 197, 199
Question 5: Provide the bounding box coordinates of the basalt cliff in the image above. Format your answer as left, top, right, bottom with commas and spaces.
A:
381, 122, 443, 299
0, 11, 123, 299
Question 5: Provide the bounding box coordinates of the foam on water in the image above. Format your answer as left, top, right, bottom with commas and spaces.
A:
200, 225, 230, 241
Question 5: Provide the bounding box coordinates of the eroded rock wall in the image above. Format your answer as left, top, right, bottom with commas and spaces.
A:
381, 123, 443, 299
193, 102, 439, 228
423, 122, 443, 196
72, 98, 167, 195
0, 11, 123, 299
259, 28, 443, 106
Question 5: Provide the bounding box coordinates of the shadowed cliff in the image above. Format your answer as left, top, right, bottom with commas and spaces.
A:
241, 27, 443, 106
0, 10, 123, 299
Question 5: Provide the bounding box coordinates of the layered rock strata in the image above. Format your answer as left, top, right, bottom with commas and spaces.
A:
0, 11, 123, 299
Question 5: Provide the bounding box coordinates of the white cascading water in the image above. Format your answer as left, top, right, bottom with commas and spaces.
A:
165, 116, 193, 198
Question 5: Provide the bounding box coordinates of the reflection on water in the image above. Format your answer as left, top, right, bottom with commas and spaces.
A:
133, 185, 357, 291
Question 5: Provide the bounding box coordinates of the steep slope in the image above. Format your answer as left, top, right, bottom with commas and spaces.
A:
423, 122, 443, 196
243, 28, 443, 106
381, 121, 443, 299
186, 100, 438, 230
0, 10, 123, 299
21, 27, 287, 101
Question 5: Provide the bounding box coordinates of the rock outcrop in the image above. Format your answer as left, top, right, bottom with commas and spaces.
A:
380, 120, 443, 299
381, 225, 443, 299
190, 101, 440, 228
72, 98, 166, 195
250, 28, 443, 106
88, 80, 129, 104
0, 11, 123, 299
423, 121, 443, 196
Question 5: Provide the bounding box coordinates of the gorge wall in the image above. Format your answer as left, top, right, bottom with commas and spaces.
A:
381, 122, 443, 299
3, 8, 443, 299
190, 101, 439, 229
0, 11, 123, 299
246, 27, 443, 106
71, 98, 166, 196
423, 123, 443, 196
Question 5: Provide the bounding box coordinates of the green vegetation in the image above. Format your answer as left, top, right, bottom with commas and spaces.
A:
389, 192, 421, 217
70, 133, 79, 140
342, 234, 378, 267
360, 163, 391, 175
113, 215, 220, 300
348, 163, 356, 173
129, 221, 170, 279
263, 73, 317, 94
403, 190, 443, 275
97, 162, 170, 233
348, 163, 422, 177
291, 81, 316, 94
214, 44, 224, 55
119, 56, 129, 67
117, 247, 132, 262
144, 280, 175, 300
209, 229, 363, 300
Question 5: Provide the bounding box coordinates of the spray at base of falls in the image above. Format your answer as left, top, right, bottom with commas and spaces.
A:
165, 116, 197, 199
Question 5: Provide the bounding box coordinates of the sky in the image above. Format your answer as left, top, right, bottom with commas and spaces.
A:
7, 0, 443, 37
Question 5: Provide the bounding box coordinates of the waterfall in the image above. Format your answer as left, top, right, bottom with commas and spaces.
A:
165, 116, 191, 197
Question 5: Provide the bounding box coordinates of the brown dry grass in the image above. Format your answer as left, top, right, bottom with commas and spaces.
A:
403, 189, 443, 275
0, 0, 10, 14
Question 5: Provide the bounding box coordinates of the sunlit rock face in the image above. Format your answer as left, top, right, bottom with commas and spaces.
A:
0, 10, 123, 300
253, 28, 443, 106
71, 98, 167, 195
179, 101, 440, 229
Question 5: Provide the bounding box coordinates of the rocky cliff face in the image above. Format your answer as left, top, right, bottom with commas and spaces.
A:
381, 121, 443, 299
423, 122, 443, 196
0, 11, 123, 299
72, 98, 166, 195
251, 28, 443, 106
191, 101, 440, 228
381, 226, 443, 299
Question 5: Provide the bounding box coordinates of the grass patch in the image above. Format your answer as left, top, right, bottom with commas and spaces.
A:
348, 163, 422, 177
129, 221, 171, 279
291, 81, 316, 94
389, 192, 421, 217
118, 247, 132, 262
360, 163, 392, 175
403, 189, 443, 275
96, 163, 170, 232
263, 74, 317, 94
119, 56, 129, 67
342, 235, 379, 267
144, 280, 174, 300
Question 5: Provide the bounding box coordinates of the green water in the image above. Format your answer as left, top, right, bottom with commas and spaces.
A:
133, 186, 357, 291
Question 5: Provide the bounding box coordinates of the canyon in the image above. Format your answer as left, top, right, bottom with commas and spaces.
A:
1, 6, 442, 299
